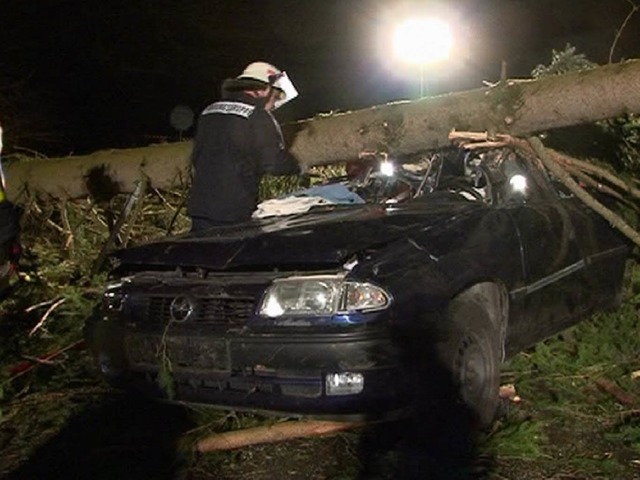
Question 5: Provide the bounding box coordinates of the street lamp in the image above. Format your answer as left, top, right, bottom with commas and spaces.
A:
393, 18, 453, 97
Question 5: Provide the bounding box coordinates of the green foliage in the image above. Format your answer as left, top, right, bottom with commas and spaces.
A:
604, 415, 640, 453
258, 174, 305, 202
601, 113, 640, 172
157, 321, 177, 400
485, 419, 547, 459
258, 164, 346, 202
531, 44, 596, 78
0, 189, 193, 409
506, 302, 639, 413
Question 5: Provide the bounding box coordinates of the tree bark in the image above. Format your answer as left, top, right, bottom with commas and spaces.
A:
5, 59, 640, 201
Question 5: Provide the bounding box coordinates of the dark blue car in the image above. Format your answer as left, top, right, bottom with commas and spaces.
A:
86, 146, 629, 427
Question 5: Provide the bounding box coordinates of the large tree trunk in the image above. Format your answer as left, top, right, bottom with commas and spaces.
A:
5, 59, 640, 201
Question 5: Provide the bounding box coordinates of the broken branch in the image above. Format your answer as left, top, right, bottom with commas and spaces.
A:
549, 149, 640, 202
525, 136, 640, 249
6, 340, 86, 382
28, 297, 66, 336
594, 377, 638, 406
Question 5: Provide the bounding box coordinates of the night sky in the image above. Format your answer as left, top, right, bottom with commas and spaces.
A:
1, 0, 639, 156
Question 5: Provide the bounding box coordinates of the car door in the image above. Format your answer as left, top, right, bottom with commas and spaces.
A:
545, 177, 629, 311
494, 151, 588, 354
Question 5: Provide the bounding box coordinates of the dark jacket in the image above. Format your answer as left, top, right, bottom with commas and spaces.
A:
0, 200, 20, 244
187, 91, 299, 226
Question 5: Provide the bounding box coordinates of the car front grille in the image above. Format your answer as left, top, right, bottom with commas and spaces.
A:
131, 294, 256, 326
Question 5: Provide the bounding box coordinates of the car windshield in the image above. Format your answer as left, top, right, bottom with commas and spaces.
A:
253, 147, 543, 219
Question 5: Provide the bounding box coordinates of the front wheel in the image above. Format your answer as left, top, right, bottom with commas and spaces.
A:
438, 295, 502, 428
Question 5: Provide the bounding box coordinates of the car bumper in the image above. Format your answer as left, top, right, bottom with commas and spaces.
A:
86, 318, 411, 419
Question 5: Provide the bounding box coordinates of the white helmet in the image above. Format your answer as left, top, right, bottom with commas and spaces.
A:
237, 61, 298, 109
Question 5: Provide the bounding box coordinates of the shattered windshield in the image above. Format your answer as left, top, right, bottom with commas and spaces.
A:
253, 148, 532, 218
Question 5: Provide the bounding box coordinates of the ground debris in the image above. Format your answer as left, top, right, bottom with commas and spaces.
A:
593, 377, 638, 406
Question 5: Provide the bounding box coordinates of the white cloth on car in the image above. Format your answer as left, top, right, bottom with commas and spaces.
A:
252, 196, 335, 218
253, 183, 364, 218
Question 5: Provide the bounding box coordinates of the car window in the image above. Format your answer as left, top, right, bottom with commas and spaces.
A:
463, 148, 559, 206
277, 147, 558, 213
498, 155, 544, 204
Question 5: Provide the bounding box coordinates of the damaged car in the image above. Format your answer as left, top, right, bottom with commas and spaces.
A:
85, 146, 629, 426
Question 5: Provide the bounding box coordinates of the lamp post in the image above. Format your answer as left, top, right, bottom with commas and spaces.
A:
393, 18, 453, 97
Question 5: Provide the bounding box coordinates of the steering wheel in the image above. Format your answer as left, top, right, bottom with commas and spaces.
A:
440, 177, 485, 201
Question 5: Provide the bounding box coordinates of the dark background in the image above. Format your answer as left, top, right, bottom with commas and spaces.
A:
1, 0, 639, 156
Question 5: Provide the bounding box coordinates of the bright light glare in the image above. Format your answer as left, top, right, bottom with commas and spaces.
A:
509, 174, 528, 193
380, 160, 395, 176
393, 18, 453, 65
262, 295, 285, 317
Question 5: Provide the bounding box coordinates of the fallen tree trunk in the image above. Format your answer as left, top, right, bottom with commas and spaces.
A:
5, 59, 640, 201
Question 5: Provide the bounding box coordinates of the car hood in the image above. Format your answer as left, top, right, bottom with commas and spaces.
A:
115, 202, 479, 271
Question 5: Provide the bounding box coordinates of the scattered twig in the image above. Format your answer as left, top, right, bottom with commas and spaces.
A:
166, 193, 188, 235
5, 339, 86, 382
593, 377, 638, 406
25, 297, 63, 313
152, 187, 173, 211
449, 130, 510, 143
60, 199, 74, 252
183, 414, 239, 437
618, 409, 640, 422
89, 204, 109, 228
120, 177, 149, 246
28, 297, 66, 336
91, 176, 147, 274
19, 354, 57, 366
45, 218, 65, 234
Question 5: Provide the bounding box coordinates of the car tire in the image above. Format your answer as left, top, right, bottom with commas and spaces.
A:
438, 293, 501, 428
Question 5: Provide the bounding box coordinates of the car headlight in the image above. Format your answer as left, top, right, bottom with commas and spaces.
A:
102, 279, 131, 312
259, 275, 391, 318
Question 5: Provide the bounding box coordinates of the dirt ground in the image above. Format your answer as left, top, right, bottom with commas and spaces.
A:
1, 379, 639, 480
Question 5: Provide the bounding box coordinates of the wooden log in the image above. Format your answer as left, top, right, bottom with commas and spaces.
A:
196, 419, 362, 453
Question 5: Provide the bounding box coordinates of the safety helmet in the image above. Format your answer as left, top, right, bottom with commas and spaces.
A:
238, 61, 281, 85
233, 61, 298, 109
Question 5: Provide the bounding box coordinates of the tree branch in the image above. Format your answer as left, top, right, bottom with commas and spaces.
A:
525, 136, 640, 249
609, 0, 639, 63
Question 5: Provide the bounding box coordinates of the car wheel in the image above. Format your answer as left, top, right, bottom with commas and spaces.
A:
438, 294, 501, 428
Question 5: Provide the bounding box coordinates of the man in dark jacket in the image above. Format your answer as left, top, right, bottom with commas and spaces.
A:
187, 61, 301, 232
